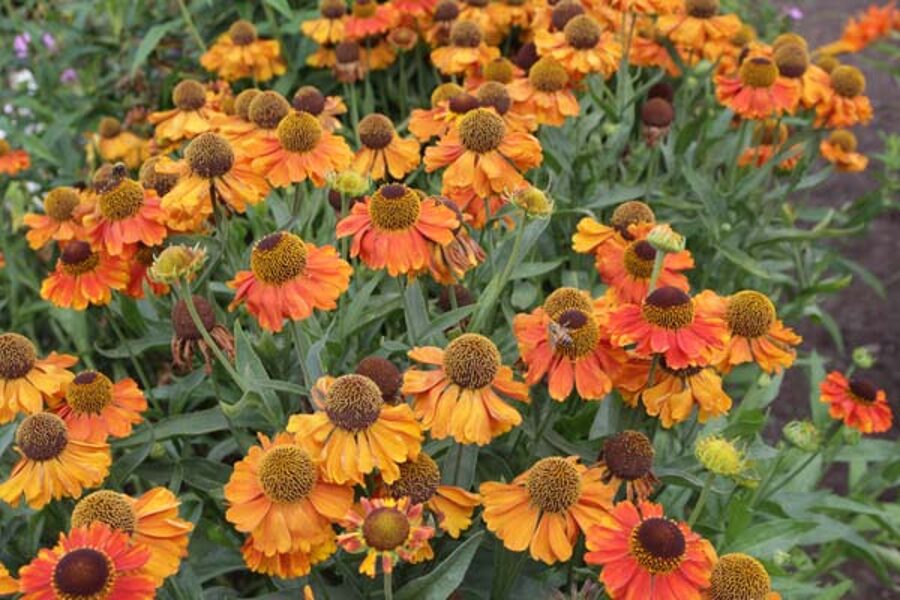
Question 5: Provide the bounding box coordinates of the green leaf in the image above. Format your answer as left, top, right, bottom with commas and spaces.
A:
234, 321, 284, 426
115, 408, 228, 448
403, 280, 430, 345
130, 22, 176, 76
395, 532, 484, 600
263, 0, 294, 19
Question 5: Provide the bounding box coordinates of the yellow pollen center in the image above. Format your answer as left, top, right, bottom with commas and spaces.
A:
726, 290, 775, 338
611, 201, 655, 235
250, 232, 308, 284
277, 112, 323, 153
258, 445, 317, 503
363, 507, 411, 551
368, 184, 422, 231
172, 79, 206, 111
458, 108, 505, 153
642, 287, 695, 330
526, 457, 581, 513
623, 240, 657, 279
17, 413, 68, 461
543, 287, 593, 319
630, 518, 686, 574
358, 114, 395, 150
814, 53, 839, 74
773, 33, 808, 53
774, 43, 808, 78
99, 178, 144, 220
0, 332, 37, 379
739, 58, 778, 88
228, 20, 257, 45
66, 371, 114, 415
529, 57, 569, 92
98, 117, 121, 139
234, 89, 261, 120
352, 0, 378, 18
686, 0, 719, 18
60, 242, 101, 276
830, 66, 865, 97
186, 132, 234, 178
483, 58, 515, 84
603, 430, 654, 481
389, 454, 441, 504
450, 20, 483, 48
442, 333, 501, 389
43, 187, 81, 221
828, 130, 857, 152
53, 548, 114, 598
249, 91, 291, 129
709, 553, 772, 600
564, 15, 601, 50
551, 309, 599, 359
324, 374, 384, 431
72, 490, 138, 534
431, 82, 465, 107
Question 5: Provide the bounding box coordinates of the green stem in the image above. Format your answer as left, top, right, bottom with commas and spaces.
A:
688, 472, 714, 527
646, 251, 665, 293
398, 52, 408, 117
469, 212, 526, 333
383, 570, 393, 600
344, 83, 360, 144
290, 320, 314, 413
760, 422, 842, 503
175, 0, 206, 52
177, 282, 245, 391
105, 308, 155, 410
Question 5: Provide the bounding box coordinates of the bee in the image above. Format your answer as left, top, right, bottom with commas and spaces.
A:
548, 320, 574, 351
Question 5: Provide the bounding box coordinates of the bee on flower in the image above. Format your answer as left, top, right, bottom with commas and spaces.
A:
200, 19, 286, 82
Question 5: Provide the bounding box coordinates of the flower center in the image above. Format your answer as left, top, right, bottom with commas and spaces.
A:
368, 184, 422, 231
828, 129, 857, 153
60, 241, 101, 276
277, 112, 323, 153
53, 548, 113, 598
848, 378, 877, 404
772, 32, 807, 53
642, 287, 694, 330
529, 57, 569, 93
611, 201, 655, 237
292, 86, 326, 115
42, 187, 80, 222
458, 108, 505, 153
389, 453, 441, 504
686, 0, 718, 18
551, 309, 599, 359
322, 0, 347, 18
228, 19, 257, 45
526, 457, 581, 513
67, 371, 114, 415
0, 332, 37, 379
514, 41, 539, 70
449, 93, 480, 115
186, 132, 234, 179
564, 14, 600, 50
358, 113, 395, 150
324, 374, 384, 431
774, 43, 808, 78
551, 0, 585, 30
258, 445, 317, 503
542, 287, 592, 319
631, 518, 686, 574
352, 0, 378, 18
248, 91, 291, 129
731, 24, 755, 47
641, 98, 674, 128
434, 0, 460, 21
172, 79, 206, 111
17, 413, 68, 461
814, 53, 839, 74
356, 356, 402, 401
139, 157, 178, 197
363, 507, 411, 551
602, 430, 654, 481
739, 57, 778, 88
431, 82, 464, 107
483, 58, 515, 84
450, 20, 482, 47
830, 65, 865, 97
476, 82, 511, 115
98, 117, 121, 139
726, 290, 775, 338
442, 333, 501, 389
99, 178, 144, 220
335, 40, 361, 63
234, 89, 261, 120
709, 553, 772, 600
172, 295, 217, 341
623, 240, 657, 279
250, 232, 308, 284
71, 490, 138, 535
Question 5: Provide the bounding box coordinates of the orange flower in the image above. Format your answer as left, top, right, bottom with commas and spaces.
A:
637, 359, 733, 427
773, 43, 833, 109
820, 129, 868, 172
0, 138, 30, 175
225, 432, 354, 557
703, 553, 782, 600
0, 563, 15, 594
41, 241, 131, 310
392, 0, 438, 16
820, 372, 892, 434
47, 370, 146, 443
571, 201, 657, 258
0, 333, 76, 423
820, 2, 898, 55
241, 535, 336, 579
431, 20, 500, 76
353, 114, 421, 180
410, 84, 473, 142
148, 79, 220, 144
345, 0, 399, 40
160, 133, 270, 232
737, 120, 804, 171
598, 430, 659, 502
424, 107, 542, 198
658, 0, 742, 62
696, 290, 801, 374
301, 0, 347, 44
715, 57, 799, 120
513, 288, 625, 402
585, 500, 717, 600
630, 22, 682, 76
228, 231, 351, 333
216, 89, 274, 145
124, 244, 169, 299
23, 186, 88, 250
535, 14, 622, 78
481, 456, 616, 565
427, 198, 487, 283
0, 413, 110, 509
596, 235, 693, 304
200, 20, 286, 82
84, 177, 168, 256
402, 333, 529, 445
292, 85, 347, 131
336, 183, 459, 277
94, 117, 148, 169
18, 523, 155, 600
337, 496, 435, 577
71, 488, 194, 586
475, 81, 539, 132
384, 452, 481, 538
815, 65, 873, 128
608, 286, 729, 369
249, 111, 353, 188
287, 374, 423, 484
508, 56, 580, 127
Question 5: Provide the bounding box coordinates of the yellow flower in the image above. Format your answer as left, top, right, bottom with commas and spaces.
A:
695, 435, 746, 477
148, 245, 207, 284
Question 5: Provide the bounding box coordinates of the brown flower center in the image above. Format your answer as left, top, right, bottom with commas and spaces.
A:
72, 490, 138, 535
248, 91, 291, 129
564, 14, 600, 50
686, 0, 719, 18
772, 32, 807, 53
642, 287, 694, 330
322, 0, 347, 18
258, 445, 317, 503
66, 371, 114, 415
172, 295, 217, 341
363, 507, 410, 551
356, 356, 402, 401
352, 0, 378, 18
43, 187, 81, 222
335, 40, 361, 63
551, 0, 585, 30
139, 157, 178, 197
476, 82, 511, 115
774, 43, 808, 78
726, 290, 775, 338
60, 241, 101, 276
543, 287, 592, 319
709, 553, 772, 600
53, 548, 113, 598
186, 132, 234, 178
631, 518, 686, 574
250, 232, 308, 284
830, 65, 865, 97
234, 89, 261, 120
0, 333, 37, 379
623, 240, 657, 279
814, 52, 839, 74
368, 184, 422, 231
228, 19, 257, 45
358, 113, 395, 150
389, 454, 441, 504
458, 108, 505, 153
434, 0, 460, 21
99, 178, 144, 220
450, 20, 482, 48
529, 56, 569, 93
277, 112, 323, 153
483, 58, 515, 84
292, 86, 326, 115
602, 430, 654, 481
641, 98, 674, 128
552, 309, 599, 358
526, 457, 581, 513
443, 333, 501, 389
324, 374, 384, 431
848, 378, 877, 403
611, 201, 655, 237
449, 93, 479, 115
739, 57, 778, 88
431, 82, 465, 107
172, 79, 206, 111
17, 413, 68, 461
98, 117, 122, 139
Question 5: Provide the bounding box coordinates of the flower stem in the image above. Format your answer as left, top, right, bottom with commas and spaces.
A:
177, 282, 245, 391
383, 570, 393, 600
646, 251, 665, 293
176, 0, 206, 52
688, 472, 714, 527
469, 211, 525, 333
